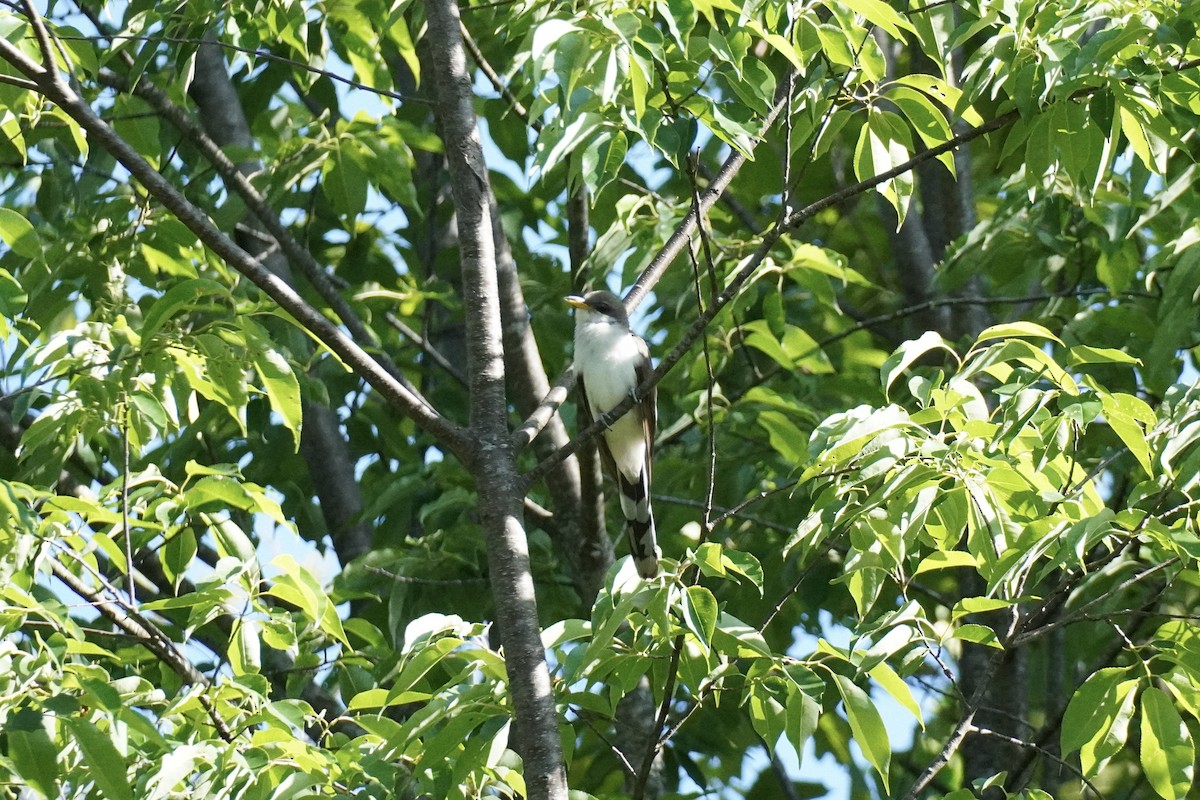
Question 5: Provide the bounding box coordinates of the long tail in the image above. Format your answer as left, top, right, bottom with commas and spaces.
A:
618, 469, 659, 578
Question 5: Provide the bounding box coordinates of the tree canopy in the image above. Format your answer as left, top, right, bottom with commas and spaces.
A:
2, 1, 1200, 799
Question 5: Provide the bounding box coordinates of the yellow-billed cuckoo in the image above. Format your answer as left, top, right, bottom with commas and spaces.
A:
566, 291, 660, 579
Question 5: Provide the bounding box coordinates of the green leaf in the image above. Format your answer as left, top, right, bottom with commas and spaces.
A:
160, 527, 197, 588
266, 553, 325, 622
868, 661, 922, 726
1069, 345, 1140, 366
250, 347, 303, 450
694, 542, 726, 578
785, 683, 821, 753
1099, 390, 1156, 475
881, 331, 958, 397
913, 550, 977, 575
141, 279, 229, 341
681, 585, 718, 645
64, 718, 134, 800
756, 410, 809, 465
0, 267, 28, 316
112, 96, 160, 167
5, 708, 60, 799
953, 623, 1002, 649
741, 312, 830, 374
722, 548, 764, 595
974, 321, 1063, 345
322, 137, 369, 218
833, 673, 890, 791
952, 597, 1015, 620
1117, 101, 1161, 174
888, 85, 954, 169
1061, 668, 1137, 775
0, 207, 40, 259
712, 612, 773, 658
854, 109, 914, 226
1141, 686, 1194, 800
838, 0, 915, 39
748, 678, 788, 753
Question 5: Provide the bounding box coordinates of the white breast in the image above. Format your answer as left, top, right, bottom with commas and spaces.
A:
574, 313, 648, 482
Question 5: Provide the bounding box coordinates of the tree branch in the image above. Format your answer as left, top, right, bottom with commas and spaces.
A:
94, 66, 425, 402
48, 557, 236, 742
0, 37, 474, 464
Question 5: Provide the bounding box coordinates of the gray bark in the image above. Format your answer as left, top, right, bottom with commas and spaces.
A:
422, 0, 567, 796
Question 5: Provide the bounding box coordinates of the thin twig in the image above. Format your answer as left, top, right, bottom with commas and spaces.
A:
461, 22, 541, 132
21, 0, 58, 76
654, 493, 792, 534
385, 311, 469, 386
120, 395, 134, 604
0, 72, 39, 90
632, 634, 684, 799
970, 724, 1107, 800
55, 32, 428, 105
48, 556, 236, 741
363, 564, 488, 585
1012, 558, 1180, 648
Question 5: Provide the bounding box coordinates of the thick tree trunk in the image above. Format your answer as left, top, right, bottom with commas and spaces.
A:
422, 0, 567, 796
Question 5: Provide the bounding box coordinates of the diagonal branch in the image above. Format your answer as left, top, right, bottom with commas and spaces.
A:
48, 557, 236, 741
512, 68, 799, 455
522, 104, 1023, 488
94, 66, 425, 400
0, 37, 475, 464
624, 68, 798, 310
21, 0, 58, 76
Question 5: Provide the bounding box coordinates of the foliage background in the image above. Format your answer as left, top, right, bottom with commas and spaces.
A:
1, 0, 1200, 798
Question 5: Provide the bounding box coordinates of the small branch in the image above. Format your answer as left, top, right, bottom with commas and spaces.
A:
709, 479, 801, 531
970, 724, 1107, 799
21, 0, 58, 77
633, 634, 685, 799
654, 492, 793, 535
48, 557, 236, 741
386, 311, 468, 386
0, 72, 39, 90
363, 564, 487, 585
511, 368, 575, 453
902, 604, 1022, 800
461, 23, 541, 132
625, 67, 797, 310
120, 396, 134, 604
1011, 558, 1180, 648
55, 32, 428, 105
685, 152, 720, 548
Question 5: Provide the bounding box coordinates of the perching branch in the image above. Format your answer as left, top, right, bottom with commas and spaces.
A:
512, 67, 798, 456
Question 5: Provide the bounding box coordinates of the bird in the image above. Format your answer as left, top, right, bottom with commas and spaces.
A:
565, 290, 660, 579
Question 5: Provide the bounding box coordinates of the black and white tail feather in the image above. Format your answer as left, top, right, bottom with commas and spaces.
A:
567, 291, 661, 579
